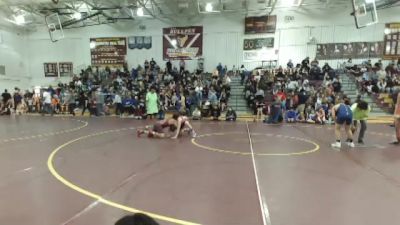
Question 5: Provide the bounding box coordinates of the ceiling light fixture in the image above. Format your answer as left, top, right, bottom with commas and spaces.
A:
73, 12, 82, 20
205, 3, 213, 12
14, 15, 25, 25
137, 7, 144, 17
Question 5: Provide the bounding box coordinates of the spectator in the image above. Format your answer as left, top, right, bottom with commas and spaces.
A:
225, 107, 237, 121
115, 213, 159, 225
41, 89, 53, 116
114, 92, 123, 115
166, 60, 172, 74
146, 87, 159, 119
1, 89, 11, 105
179, 59, 185, 74
287, 59, 294, 69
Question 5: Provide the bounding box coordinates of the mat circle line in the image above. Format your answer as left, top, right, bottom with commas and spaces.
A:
0, 119, 88, 144
191, 132, 320, 156
47, 127, 200, 225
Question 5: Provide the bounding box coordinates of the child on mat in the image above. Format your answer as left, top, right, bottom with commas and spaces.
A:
137, 113, 179, 138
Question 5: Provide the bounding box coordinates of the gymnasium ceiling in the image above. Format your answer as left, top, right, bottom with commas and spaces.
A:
0, 0, 399, 28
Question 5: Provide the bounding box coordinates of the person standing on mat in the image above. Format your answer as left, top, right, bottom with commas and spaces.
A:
351, 100, 370, 144
331, 97, 354, 148
145, 86, 158, 120
391, 91, 400, 145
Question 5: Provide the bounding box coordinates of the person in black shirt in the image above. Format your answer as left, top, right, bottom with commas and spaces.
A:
166, 60, 172, 74
150, 58, 156, 70
297, 89, 309, 121
322, 63, 332, 74
225, 107, 237, 121
2, 89, 11, 104
300, 57, 310, 73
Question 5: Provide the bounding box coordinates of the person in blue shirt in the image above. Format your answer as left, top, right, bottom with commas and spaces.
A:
285, 107, 298, 123
331, 97, 354, 149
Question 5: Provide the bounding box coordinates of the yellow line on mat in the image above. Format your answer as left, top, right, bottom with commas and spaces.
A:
47, 129, 200, 225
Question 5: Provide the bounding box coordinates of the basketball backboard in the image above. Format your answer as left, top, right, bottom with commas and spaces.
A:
352, 0, 378, 29
45, 13, 64, 42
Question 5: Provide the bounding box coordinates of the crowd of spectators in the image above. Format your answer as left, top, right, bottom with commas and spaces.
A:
0, 59, 233, 120
243, 57, 346, 124
2, 56, 399, 122
346, 58, 400, 111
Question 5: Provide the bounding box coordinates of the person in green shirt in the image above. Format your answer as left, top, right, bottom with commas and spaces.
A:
146, 87, 159, 119
351, 100, 370, 144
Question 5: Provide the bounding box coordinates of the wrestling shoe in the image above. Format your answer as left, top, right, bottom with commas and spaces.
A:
331, 142, 341, 149
190, 129, 197, 138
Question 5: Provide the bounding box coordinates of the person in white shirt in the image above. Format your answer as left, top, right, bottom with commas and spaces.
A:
42, 90, 53, 116
113, 92, 123, 115
195, 83, 203, 105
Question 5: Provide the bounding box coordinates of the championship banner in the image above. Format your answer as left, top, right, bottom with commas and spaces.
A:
369, 42, 383, 58
44, 63, 58, 77
316, 42, 384, 60
128, 36, 152, 49
243, 38, 274, 51
316, 44, 329, 60
245, 15, 277, 34
90, 37, 127, 67
383, 23, 400, 59
59, 62, 73, 77
163, 26, 203, 60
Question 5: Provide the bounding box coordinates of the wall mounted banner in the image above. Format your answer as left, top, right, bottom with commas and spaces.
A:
90, 37, 127, 67
59, 62, 73, 77
44, 63, 58, 77
383, 23, 400, 59
316, 42, 383, 60
163, 26, 203, 60
128, 36, 152, 49
243, 38, 274, 50
243, 49, 278, 62
245, 15, 277, 34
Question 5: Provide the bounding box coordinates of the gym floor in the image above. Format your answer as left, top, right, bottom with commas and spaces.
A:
0, 116, 399, 225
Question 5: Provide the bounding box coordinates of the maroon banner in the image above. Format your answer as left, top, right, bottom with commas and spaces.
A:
90, 37, 127, 67
163, 26, 203, 60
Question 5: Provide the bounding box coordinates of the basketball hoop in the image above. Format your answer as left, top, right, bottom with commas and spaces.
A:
45, 13, 64, 42
352, 0, 378, 29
